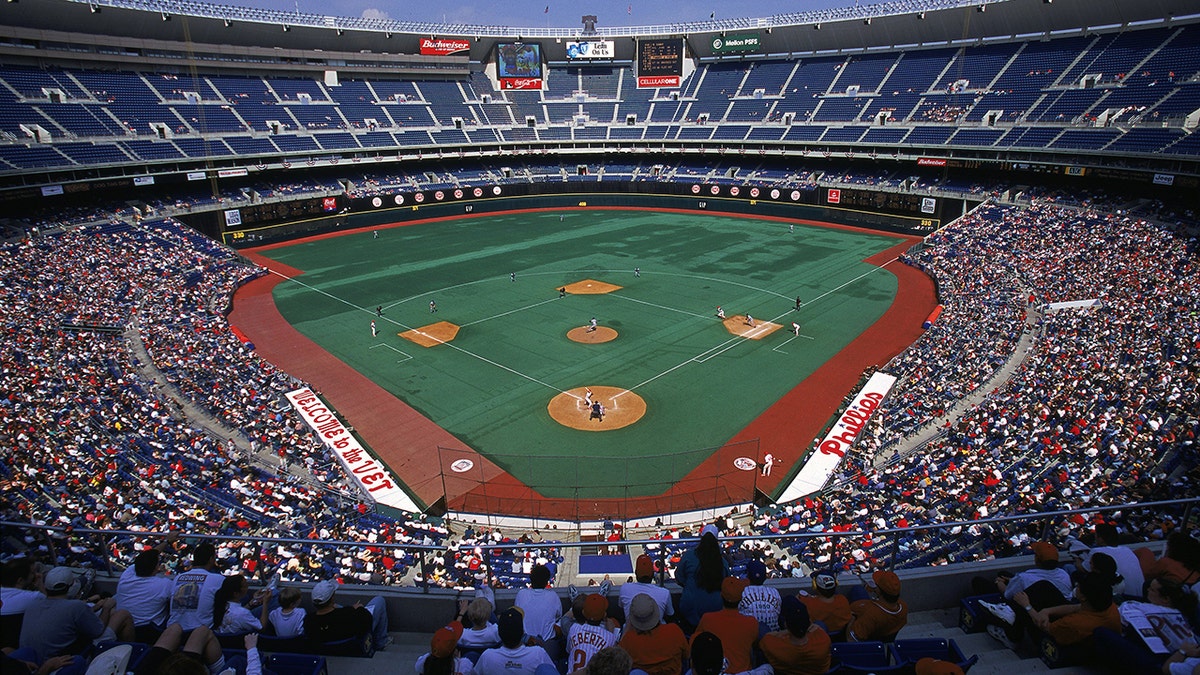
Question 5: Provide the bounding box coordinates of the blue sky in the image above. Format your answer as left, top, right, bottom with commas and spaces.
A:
237, 0, 868, 27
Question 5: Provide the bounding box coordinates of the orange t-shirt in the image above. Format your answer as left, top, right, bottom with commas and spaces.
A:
1046, 604, 1121, 646
798, 594, 851, 634
619, 623, 689, 675
847, 598, 908, 642
693, 608, 761, 674
760, 628, 832, 675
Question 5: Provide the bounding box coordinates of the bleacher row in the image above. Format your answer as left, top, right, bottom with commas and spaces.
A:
1, 21, 1199, 172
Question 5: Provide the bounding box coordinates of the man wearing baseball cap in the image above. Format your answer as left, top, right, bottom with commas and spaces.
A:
618, 554, 673, 625
303, 577, 390, 650
619, 593, 688, 675
738, 560, 781, 634
797, 571, 850, 638
476, 607, 554, 675
415, 621, 473, 675
692, 578, 759, 673
18, 567, 134, 664
846, 570, 908, 642
760, 596, 831, 675
567, 594, 619, 672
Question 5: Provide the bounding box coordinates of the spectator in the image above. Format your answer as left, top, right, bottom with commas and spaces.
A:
303, 578, 390, 650
266, 586, 305, 638
739, 560, 782, 635
676, 525, 729, 631
619, 593, 688, 675
17, 567, 134, 664
1094, 577, 1198, 673
167, 543, 226, 631
115, 543, 176, 643
1020, 572, 1120, 648
131, 623, 229, 675
687, 631, 771, 675
1, 559, 43, 651
574, 646, 632, 675
618, 555, 673, 625
1079, 523, 1146, 598
211, 575, 262, 636
759, 596, 832, 675
459, 597, 501, 652
846, 571, 907, 642
692, 578, 759, 674
977, 541, 1072, 632
1137, 533, 1200, 588
515, 564, 564, 660
476, 607, 554, 675
415, 621, 474, 675
567, 594, 619, 672
797, 572, 850, 638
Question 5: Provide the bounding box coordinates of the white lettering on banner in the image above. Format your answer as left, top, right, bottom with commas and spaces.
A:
777, 371, 897, 503
285, 388, 419, 512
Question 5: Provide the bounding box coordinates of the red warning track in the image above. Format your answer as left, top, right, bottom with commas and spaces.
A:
231, 209, 936, 521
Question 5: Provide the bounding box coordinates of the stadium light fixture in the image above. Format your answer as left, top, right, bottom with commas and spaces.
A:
918, 11, 926, 19
977, 4, 986, 11
282, 24, 290, 31
89, 2, 100, 12
864, 17, 871, 25
160, 11, 170, 20
223, 18, 232, 26
813, 23, 821, 30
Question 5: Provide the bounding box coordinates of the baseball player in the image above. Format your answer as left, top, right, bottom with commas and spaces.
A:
746, 314, 756, 327
584, 388, 594, 407
587, 317, 598, 332
429, 300, 438, 313
762, 453, 775, 476
371, 320, 377, 337
716, 306, 726, 320
590, 401, 605, 422
792, 322, 800, 336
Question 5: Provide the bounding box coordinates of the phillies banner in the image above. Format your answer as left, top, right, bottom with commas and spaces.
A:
286, 388, 419, 512
777, 371, 897, 503
419, 38, 471, 56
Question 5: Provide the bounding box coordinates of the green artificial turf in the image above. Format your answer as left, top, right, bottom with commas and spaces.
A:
259, 209, 899, 498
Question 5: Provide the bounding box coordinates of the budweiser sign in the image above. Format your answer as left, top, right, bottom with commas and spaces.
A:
917, 157, 948, 167
420, 38, 471, 56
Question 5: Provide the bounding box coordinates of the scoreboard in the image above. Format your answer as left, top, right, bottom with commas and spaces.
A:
636, 38, 684, 88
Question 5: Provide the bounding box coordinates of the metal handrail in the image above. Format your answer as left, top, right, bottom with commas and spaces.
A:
5, 496, 1195, 591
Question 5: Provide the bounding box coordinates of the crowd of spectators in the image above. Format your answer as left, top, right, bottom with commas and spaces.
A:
2, 170, 1198, 610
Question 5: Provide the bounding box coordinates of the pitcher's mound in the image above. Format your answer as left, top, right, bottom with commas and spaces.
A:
563, 279, 622, 295
568, 326, 618, 343
548, 386, 647, 431
723, 316, 782, 340
400, 321, 460, 347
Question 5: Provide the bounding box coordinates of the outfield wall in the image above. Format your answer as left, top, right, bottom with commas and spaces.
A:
197, 182, 977, 248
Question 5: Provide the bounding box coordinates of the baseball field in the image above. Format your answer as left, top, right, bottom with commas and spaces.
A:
234, 207, 934, 517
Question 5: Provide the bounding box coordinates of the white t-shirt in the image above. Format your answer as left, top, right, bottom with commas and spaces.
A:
115, 567, 174, 627
268, 607, 307, 638
514, 588, 562, 641
167, 568, 226, 631
216, 602, 262, 635
1088, 546, 1146, 598
0, 587, 44, 615
475, 643, 553, 675
566, 622, 618, 672
459, 623, 501, 650
617, 582, 674, 622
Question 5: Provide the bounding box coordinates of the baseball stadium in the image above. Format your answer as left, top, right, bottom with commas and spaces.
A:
1, 0, 1199, 671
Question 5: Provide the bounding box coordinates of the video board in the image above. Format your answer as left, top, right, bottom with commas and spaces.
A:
636, 37, 684, 88
496, 42, 543, 90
